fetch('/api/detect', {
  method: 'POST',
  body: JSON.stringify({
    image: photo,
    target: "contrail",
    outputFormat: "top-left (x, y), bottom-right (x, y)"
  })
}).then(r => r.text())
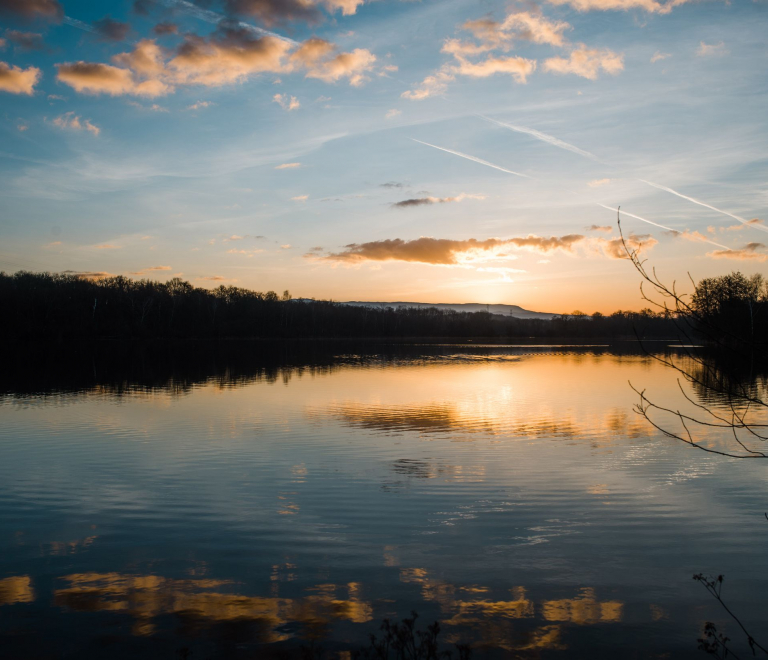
top-left (597, 203), bottom-right (729, 249)
top-left (411, 139), bottom-right (530, 178)
top-left (479, 115), bottom-right (599, 161)
top-left (640, 179), bottom-right (768, 234)
top-left (63, 16), bottom-right (99, 34)
top-left (159, 0), bottom-right (298, 44)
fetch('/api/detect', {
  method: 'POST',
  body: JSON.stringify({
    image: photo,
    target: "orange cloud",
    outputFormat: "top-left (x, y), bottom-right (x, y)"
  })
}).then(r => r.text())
top-left (62, 270), bottom-right (114, 280)
top-left (596, 233), bottom-right (657, 259)
top-left (546, 0), bottom-right (690, 14)
top-left (276, 162), bottom-right (301, 169)
top-left (724, 218), bottom-right (764, 232)
top-left (543, 44), bottom-right (623, 79)
top-left (293, 39), bottom-right (376, 85)
top-left (224, 0), bottom-right (321, 26)
top-left (707, 243), bottom-right (767, 262)
top-left (587, 225), bottom-right (612, 232)
top-left (0, 61), bottom-right (41, 95)
top-left (322, 234), bottom-right (585, 265)
top-left (57, 30), bottom-right (374, 97)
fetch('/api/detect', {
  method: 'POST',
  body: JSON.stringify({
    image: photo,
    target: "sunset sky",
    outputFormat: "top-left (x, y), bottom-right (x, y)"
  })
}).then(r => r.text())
top-left (1, 0), bottom-right (766, 313)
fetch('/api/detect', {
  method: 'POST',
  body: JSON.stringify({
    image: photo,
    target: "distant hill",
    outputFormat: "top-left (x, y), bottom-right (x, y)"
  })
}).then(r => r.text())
top-left (339, 301), bottom-right (556, 320)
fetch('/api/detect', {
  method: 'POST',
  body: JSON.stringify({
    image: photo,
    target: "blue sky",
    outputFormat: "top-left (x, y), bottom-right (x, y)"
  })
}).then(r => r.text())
top-left (1, 0), bottom-right (766, 312)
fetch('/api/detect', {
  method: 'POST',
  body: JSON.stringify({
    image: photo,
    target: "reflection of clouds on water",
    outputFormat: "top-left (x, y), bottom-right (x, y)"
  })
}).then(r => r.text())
top-left (0, 576), bottom-right (35, 605)
top-left (314, 401), bottom-right (650, 444)
top-left (54, 572), bottom-right (373, 640)
top-left (399, 568), bottom-right (622, 651)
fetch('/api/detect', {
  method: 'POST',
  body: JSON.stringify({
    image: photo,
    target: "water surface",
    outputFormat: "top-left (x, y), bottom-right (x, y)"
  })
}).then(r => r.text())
top-left (1, 342), bottom-right (766, 658)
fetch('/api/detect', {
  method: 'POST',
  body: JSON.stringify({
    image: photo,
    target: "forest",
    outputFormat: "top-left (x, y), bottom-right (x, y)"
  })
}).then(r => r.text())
top-left (0, 270), bottom-right (764, 342)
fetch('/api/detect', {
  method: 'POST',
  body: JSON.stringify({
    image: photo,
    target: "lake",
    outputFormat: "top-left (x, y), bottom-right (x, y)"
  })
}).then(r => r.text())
top-left (1, 341), bottom-right (766, 659)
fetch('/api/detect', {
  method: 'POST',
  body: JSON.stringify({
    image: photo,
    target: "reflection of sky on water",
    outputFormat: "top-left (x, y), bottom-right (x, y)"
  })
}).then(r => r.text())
top-left (1, 346), bottom-right (767, 658)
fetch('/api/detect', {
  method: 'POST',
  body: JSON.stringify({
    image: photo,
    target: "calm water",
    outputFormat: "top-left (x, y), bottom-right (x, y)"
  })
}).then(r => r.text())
top-left (1, 342), bottom-right (766, 659)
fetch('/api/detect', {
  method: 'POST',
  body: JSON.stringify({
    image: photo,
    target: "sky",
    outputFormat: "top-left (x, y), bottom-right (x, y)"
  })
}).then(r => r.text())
top-left (0, 0), bottom-right (766, 313)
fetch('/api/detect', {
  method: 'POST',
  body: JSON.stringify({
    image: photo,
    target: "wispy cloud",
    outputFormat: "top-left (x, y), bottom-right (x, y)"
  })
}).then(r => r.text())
top-left (480, 115), bottom-right (598, 160)
top-left (292, 194), bottom-right (308, 201)
top-left (587, 225), bottom-right (612, 232)
top-left (588, 178), bottom-right (611, 187)
top-left (273, 92), bottom-right (300, 111)
top-left (650, 51), bottom-right (671, 63)
top-left (275, 162), bottom-right (302, 169)
top-left (640, 180), bottom-right (768, 234)
top-left (697, 41), bottom-right (728, 57)
top-left (52, 112), bottom-right (101, 136)
top-left (385, 108), bottom-right (401, 119)
top-left (411, 139), bottom-right (529, 178)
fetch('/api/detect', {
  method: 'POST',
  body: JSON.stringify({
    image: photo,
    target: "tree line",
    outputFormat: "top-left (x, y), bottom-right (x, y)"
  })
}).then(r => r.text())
top-left (1, 270), bottom-right (761, 341)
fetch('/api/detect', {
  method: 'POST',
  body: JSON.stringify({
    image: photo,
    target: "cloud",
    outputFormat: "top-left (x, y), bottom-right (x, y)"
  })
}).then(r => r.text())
top-left (153, 22), bottom-right (178, 36)
top-left (292, 38), bottom-right (376, 85)
top-left (5, 30), bottom-right (46, 51)
top-left (93, 243), bottom-right (120, 249)
top-left (223, 0), bottom-right (365, 25)
top-left (707, 243), bottom-right (767, 262)
top-left (481, 115), bottom-right (597, 160)
top-left (380, 182), bottom-right (404, 188)
top-left (56, 59), bottom-right (171, 97)
top-left (58, 29), bottom-right (376, 98)
top-left (403, 10), bottom-right (558, 99)
top-left (62, 270), bottom-right (114, 280)
top-left (276, 162), bottom-right (301, 169)
top-left (292, 194), bottom-right (308, 201)
top-left (187, 100), bottom-right (214, 110)
top-left (697, 41), bottom-right (728, 57)
top-left (93, 16), bottom-right (131, 42)
top-left (462, 11), bottom-right (571, 48)
top-left (385, 108), bottom-right (401, 119)
top-left (273, 92), bottom-right (300, 110)
top-left (52, 111), bottom-right (100, 136)
top-left (392, 193), bottom-right (484, 208)
top-left (588, 178), bottom-right (611, 187)
top-left (543, 44), bottom-right (624, 80)
top-left (546, 0), bottom-right (691, 14)
top-left (724, 218), bottom-right (765, 232)
top-left (324, 0), bottom-right (364, 15)
top-left (451, 54), bottom-right (536, 83)
top-left (130, 265), bottom-right (173, 274)
top-left (321, 234), bottom-right (585, 265)
top-left (596, 233), bottom-right (657, 259)
top-left (650, 51), bottom-right (670, 63)
top-left (0, 0), bottom-right (62, 20)
top-left (197, 275), bottom-right (237, 282)
top-left (587, 225), bottom-right (612, 232)
top-left (0, 61), bottom-right (40, 94)
top-left (133, 0), bottom-right (157, 15)
top-left (224, 0), bottom-right (322, 26)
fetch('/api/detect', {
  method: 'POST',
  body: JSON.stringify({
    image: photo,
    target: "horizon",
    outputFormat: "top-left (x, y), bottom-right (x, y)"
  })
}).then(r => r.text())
top-left (1, 0), bottom-right (766, 314)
